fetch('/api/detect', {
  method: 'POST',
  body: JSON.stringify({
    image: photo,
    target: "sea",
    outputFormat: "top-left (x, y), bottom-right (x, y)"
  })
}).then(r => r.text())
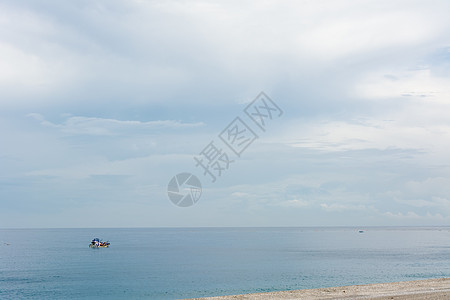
top-left (1, 227), bottom-right (450, 299)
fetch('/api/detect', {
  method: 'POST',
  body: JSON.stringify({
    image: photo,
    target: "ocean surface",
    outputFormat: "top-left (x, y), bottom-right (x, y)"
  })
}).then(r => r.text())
top-left (1, 227), bottom-right (450, 299)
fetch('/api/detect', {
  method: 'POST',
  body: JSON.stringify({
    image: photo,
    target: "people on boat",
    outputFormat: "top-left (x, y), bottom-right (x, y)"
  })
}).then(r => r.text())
top-left (90, 238), bottom-right (109, 247)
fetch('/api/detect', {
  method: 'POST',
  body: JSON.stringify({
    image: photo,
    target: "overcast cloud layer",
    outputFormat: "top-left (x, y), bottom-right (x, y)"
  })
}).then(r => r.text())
top-left (1, 0), bottom-right (450, 228)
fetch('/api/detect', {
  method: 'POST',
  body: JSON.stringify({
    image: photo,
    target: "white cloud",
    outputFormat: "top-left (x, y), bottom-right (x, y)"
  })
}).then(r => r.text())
top-left (231, 192), bottom-right (250, 197)
top-left (27, 114), bottom-right (204, 136)
top-left (296, 9), bottom-right (438, 61)
top-left (279, 199), bottom-right (309, 208)
top-left (283, 109), bottom-right (450, 161)
top-left (320, 203), bottom-right (373, 212)
top-left (383, 211), bottom-right (447, 221)
top-left (354, 68), bottom-right (450, 103)
top-left (388, 178), bottom-right (450, 215)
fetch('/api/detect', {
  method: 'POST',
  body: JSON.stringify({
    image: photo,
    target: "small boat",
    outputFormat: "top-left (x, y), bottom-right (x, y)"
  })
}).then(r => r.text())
top-left (89, 238), bottom-right (110, 248)
top-left (358, 230), bottom-right (364, 233)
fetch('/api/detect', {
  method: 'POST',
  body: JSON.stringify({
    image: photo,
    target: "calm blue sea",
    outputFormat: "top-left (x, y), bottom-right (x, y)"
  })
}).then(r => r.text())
top-left (1, 227), bottom-right (450, 299)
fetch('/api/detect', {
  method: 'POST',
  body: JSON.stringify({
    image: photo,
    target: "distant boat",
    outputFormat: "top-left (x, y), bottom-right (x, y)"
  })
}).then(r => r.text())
top-left (358, 230), bottom-right (364, 233)
top-left (89, 238), bottom-right (110, 248)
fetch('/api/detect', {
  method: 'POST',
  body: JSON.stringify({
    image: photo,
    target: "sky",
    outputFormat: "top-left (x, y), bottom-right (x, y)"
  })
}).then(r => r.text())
top-left (1, 0), bottom-right (450, 228)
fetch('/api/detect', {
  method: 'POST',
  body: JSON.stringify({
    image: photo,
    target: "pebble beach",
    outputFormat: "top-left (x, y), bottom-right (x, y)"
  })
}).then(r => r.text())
top-left (191, 278), bottom-right (450, 300)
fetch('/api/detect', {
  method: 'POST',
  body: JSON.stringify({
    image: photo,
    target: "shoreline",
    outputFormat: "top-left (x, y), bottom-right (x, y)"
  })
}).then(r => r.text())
top-left (190, 278), bottom-right (450, 299)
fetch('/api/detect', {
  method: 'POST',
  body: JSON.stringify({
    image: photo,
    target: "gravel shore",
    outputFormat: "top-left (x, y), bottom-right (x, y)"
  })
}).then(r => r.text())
top-left (189, 278), bottom-right (450, 299)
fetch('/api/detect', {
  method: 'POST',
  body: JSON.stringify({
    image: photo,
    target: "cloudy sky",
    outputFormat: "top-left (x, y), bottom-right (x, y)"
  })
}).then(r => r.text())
top-left (1, 0), bottom-right (450, 228)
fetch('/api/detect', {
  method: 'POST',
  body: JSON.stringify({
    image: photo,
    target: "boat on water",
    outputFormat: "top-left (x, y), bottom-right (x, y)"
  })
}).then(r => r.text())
top-left (89, 238), bottom-right (110, 248)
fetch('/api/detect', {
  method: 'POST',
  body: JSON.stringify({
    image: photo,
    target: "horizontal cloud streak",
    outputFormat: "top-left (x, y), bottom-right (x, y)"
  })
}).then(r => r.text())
top-left (27, 113), bottom-right (204, 136)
